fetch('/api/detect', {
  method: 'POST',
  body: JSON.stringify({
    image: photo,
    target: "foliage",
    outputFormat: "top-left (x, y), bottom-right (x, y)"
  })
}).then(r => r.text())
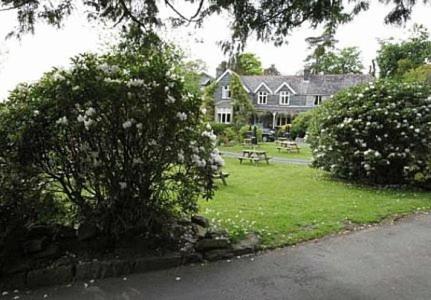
top-left (306, 47), bottom-right (364, 75)
top-left (230, 74), bottom-right (254, 129)
top-left (183, 59), bottom-right (208, 94)
top-left (232, 53), bottom-right (263, 75)
top-left (403, 64), bottom-right (431, 84)
top-left (201, 158), bottom-right (431, 247)
top-left (202, 82), bottom-right (217, 121)
top-left (238, 125), bottom-right (262, 142)
top-left (263, 64), bottom-right (281, 75)
top-left (290, 110), bottom-right (316, 139)
top-left (308, 80), bottom-right (431, 189)
top-left (0, 41), bottom-right (224, 240)
top-left (376, 25), bottom-right (431, 78)
top-left (1, 0), bottom-right (428, 50)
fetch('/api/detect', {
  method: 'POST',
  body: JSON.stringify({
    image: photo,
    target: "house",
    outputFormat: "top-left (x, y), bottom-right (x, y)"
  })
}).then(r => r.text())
top-left (199, 72), bottom-right (214, 90)
top-left (213, 69), bottom-right (373, 128)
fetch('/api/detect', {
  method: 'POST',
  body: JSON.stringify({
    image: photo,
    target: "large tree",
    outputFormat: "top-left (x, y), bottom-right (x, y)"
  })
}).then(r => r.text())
top-left (232, 53), bottom-right (263, 75)
top-left (376, 24), bottom-right (431, 78)
top-left (306, 46), bottom-right (364, 75)
top-left (1, 1), bottom-right (429, 51)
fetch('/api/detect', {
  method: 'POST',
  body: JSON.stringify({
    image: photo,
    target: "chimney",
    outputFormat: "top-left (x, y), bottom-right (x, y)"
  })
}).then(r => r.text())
top-left (303, 68), bottom-right (311, 81)
top-left (216, 66), bottom-right (225, 78)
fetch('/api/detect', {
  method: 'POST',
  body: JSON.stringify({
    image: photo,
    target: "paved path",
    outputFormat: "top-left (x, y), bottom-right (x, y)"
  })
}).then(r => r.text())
top-left (221, 151), bottom-right (311, 165)
top-left (16, 213), bottom-right (431, 300)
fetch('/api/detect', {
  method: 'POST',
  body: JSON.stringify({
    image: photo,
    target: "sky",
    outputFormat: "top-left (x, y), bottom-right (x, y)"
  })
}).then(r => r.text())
top-left (0, 2), bottom-right (430, 101)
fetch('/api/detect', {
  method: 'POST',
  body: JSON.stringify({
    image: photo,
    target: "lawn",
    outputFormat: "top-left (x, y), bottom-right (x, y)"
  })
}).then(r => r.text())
top-left (200, 158), bottom-right (431, 248)
top-left (219, 142), bottom-right (312, 160)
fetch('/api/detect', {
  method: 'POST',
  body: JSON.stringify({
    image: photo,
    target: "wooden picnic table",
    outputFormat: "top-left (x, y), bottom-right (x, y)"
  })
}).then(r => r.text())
top-left (238, 149), bottom-right (271, 165)
top-left (243, 138), bottom-right (252, 146)
top-left (275, 137), bottom-right (288, 144)
top-left (277, 141), bottom-right (301, 153)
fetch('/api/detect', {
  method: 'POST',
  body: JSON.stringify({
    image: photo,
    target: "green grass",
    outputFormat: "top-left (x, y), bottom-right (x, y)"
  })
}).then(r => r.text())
top-left (200, 158), bottom-right (431, 248)
top-left (219, 142), bottom-right (312, 160)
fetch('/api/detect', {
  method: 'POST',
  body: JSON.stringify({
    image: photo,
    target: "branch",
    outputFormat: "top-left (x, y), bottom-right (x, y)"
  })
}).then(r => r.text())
top-left (164, 0), bottom-right (204, 23)
top-left (118, 0), bottom-right (148, 29)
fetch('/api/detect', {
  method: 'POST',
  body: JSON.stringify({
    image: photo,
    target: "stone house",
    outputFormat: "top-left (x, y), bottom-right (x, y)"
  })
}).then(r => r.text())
top-left (213, 69), bottom-right (373, 128)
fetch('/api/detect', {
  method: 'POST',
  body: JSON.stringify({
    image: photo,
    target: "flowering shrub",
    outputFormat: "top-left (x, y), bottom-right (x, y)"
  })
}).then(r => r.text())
top-left (308, 80), bottom-right (431, 189)
top-left (0, 43), bottom-right (223, 239)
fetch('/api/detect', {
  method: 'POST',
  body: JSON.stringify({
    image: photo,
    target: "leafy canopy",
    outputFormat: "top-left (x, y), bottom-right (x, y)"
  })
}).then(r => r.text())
top-left (306, 46), bottom-right (364, 75)
top-left (376, 24), bottom-right (431, 78)
top-left (230, 74), bottom-right (254, 129)
top-left (232, 53), bottom-right (263, 76)
top-left (1, 0), bottom-right (429, 51)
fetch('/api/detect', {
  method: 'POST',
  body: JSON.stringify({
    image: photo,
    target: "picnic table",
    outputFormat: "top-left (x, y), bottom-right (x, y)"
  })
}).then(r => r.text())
top-left (238, 149), bottom-right (272, 165)
top-left (275, 137), bottom-right (288, 145)
top-left (213, 171), bottom-right (230, 185)
top-left (277, 141), bottom-right (301, 153)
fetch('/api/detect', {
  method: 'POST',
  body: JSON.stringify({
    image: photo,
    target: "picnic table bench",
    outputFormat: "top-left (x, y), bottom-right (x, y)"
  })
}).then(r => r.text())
top-left (238, 149), bottom-right (272, 165)
top-left (277, 141), bottom-right (301, 153)
top-left (213, 171), bottom-right (230, 185)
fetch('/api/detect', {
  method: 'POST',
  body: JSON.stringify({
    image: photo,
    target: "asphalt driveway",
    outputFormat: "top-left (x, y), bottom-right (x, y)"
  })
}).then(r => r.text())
top-left (11, 213), bottom-right (431, 300)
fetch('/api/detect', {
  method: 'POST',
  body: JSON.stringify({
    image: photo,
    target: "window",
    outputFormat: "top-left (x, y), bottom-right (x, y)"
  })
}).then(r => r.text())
top-left (222, 85), bottom-right (231, 99)
top-left (258, 91), bottom-right (268, 104)
top-left (216, 108), bottom-right (232, 124)
top-left (279, 91), bottom-right (290, 105)
top-left (314, 95), bottom-right (323, 106)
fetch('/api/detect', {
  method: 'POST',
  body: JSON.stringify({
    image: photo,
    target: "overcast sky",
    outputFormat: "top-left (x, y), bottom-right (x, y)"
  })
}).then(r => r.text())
top-left (0, 2), bottom-right (430, 101)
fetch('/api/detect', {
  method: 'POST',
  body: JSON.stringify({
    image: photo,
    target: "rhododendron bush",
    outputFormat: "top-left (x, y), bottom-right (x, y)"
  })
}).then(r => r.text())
top-left (308, 80), bottom-right (431, 189)
top-left (0, 40), bottom-right (223, 239)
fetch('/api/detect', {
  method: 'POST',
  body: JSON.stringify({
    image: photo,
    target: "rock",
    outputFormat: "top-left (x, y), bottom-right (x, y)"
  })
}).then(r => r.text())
top-left (134, 254), bottom-right (181, 273)
top-left (78, 222), bottom-right (98, 241)
top-left (232, 233), bottom-right (261, 256)
top-left (26, 265), bottom-right (73, 288)
top-left (27, 225), bottom-right (53, 239)
top-left (110, 259), bottom-right (133, 277)
top-left (54, 225), bottom-right (77, 240)
top-left (193, 224), bottom-right (207, 239)
top-left (191, 215), bottom-right (209, 228)
top-left (195, 238), bottom-right (231, 252)
top-left (23, 237), bottom-right (48, 254)
top-left (33, 244), bottom-right (61, 259)
top-left (183, 252), bottom-right (203, 263)
top-left (203, 249), bottom-right (234, 261)
top-left (205, 228), bottom-right (229, 239)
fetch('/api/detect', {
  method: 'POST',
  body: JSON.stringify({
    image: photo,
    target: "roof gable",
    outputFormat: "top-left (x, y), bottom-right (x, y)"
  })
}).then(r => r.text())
top-left (274, 82), bottom-right (297, 94)
top-left (253, 82), bottom-right (273, 94)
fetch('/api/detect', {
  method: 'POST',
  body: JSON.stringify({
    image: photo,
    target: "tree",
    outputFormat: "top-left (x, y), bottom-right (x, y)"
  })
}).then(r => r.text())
top-left (1, 0), bottom-right (429, 50)
top-left (264, 64), bottom-right (281, 75)
top-left (232, 53), bottom-right (263, 75)
top-left (230, 74), bottom-right (254, 129)
top-left (183, 59), bottom-right (208, 93)
top-left (403, 64), bottom-right (431, 84)
top-left (376, 24), bottom-right (431, 78)
top-left (306, 47), bottom-right (364, 75)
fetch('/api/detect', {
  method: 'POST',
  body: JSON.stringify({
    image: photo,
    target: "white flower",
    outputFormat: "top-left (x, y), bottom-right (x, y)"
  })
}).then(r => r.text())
top-left (364, 164), bottom-right (371, 171)
top-left (56, 116), bottom-right (68, 125)
top-left (122, 120), bottom-right (133, 129)
top-left (72, 85), bottom-right (80, 91)
top-left (167, 95), bottom-right (176, 104)
top-left (176, 112), bottom-right (187, 121)
top-left (136, 123), bottom-right (143, 130)
top-left (84, 118), bottom-right (94, 130)
top-left (119, 182), bottom-right (127, 189)
top-left (33, 110), bottom-right (40, 116)
top-left (85, 107), bottom-right (96, 117)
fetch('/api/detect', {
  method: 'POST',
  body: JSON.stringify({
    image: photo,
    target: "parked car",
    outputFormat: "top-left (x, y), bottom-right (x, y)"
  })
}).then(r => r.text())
top-left (262, 128), bottom-right (276, 142)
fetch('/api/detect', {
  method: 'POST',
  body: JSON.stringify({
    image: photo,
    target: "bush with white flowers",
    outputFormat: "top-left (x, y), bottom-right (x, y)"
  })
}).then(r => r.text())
top-left (0, 41), bottom-right (223, 240)
top-left (308, 80), bottom-right (431, 189)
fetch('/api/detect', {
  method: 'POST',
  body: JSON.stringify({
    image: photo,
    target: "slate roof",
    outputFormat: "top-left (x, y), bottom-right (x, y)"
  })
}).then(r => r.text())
top-left (199, 72), bottom-right (215, 87)
top-left (240, 74), bottom-right (373, 95)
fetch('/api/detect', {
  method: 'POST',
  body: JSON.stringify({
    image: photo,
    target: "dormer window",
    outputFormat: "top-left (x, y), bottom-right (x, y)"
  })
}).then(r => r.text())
top-left (258, 91), bottom-right (268, 104)
top-left (279, 91), bottom-right (290, 105)
top-left (222, 85), bottom-right (231, 99)
top-left (314, 95), bottom-right (323, 106)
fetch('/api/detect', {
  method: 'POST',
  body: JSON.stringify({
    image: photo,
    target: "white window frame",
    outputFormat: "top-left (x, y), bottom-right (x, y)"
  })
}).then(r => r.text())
top-left (257, 91), bottom-right (268, 104)
top-left (216, 108), bottom-right (232, 124)
top-left (221, 85), bottom-right (231, 99)
top-left (279, 91), bottom-right (290, 105)
top-left (314, 95), bottom-right (323, 106)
